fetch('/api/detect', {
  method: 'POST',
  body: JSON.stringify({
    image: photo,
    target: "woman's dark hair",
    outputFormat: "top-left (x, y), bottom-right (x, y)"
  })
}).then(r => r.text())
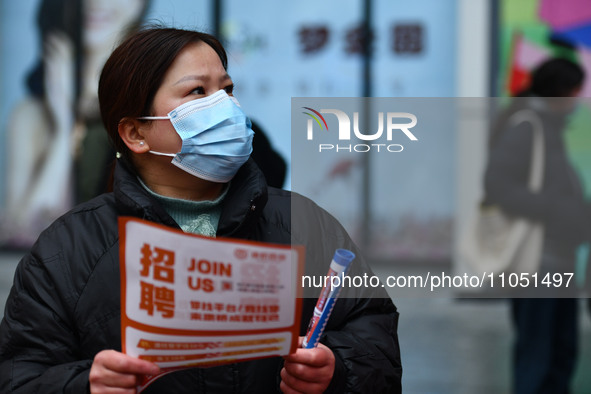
top-left (98, 27), bottom-right (228, 159)
top-left (26, 0), bottom-right (82, 99)
top-left (489, 57), bottom-right (585, 148)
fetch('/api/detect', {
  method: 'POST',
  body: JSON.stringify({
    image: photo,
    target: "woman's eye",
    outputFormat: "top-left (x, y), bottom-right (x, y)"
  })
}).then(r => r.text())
top-left (190, 86), bottom-right (205, 95)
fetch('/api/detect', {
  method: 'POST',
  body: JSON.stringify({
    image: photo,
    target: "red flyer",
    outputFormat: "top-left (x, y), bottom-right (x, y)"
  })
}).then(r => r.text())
top-left (118, 217), bottom-right (304, 392)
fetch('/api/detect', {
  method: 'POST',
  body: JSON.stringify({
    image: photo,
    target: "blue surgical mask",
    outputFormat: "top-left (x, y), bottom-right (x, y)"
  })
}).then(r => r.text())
top-left (138, 89), bottom-right (254, 183)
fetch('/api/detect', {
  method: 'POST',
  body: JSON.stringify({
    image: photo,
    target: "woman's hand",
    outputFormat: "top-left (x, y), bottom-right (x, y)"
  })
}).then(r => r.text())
top-left (89, 350), bottom-right (160, 394)
top-left (43, 31), bottom-right (75, 135)
top-left (280, 337), bottom-right (335, 394)
top-left (13, 31), bottom-right (78, 223)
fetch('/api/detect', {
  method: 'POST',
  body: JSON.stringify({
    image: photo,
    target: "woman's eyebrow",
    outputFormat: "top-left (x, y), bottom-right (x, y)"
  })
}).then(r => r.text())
top-left (174, 73), bottom-right (232, 85)
top-left (174, 74), bottom-right (209, 85)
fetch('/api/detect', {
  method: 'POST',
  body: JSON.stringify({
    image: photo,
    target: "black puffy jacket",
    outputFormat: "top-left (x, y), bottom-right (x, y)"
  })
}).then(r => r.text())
top-left (0, 159), bottom-right (402, 393)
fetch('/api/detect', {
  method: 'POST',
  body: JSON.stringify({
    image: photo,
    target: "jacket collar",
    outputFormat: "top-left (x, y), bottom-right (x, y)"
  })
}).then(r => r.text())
top-left (113, 158), bottom-right (268, 238)
top-left (113, 159), bottom-right (178, 228)
top-left (218, 159), bottom-right (268, 238)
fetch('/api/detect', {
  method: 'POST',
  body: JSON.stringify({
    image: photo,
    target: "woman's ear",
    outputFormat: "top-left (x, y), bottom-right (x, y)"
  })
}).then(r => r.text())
top-left (118, 118), bottom-right (149, 153)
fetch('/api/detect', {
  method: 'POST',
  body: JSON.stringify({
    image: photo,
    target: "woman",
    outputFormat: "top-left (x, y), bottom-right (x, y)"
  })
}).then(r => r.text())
top-left (0, 27), bottom-right (402, 393)
top-left (484, 58), bottom-right (589, 394)
top-left (2, 0), bottom-right (150, 246)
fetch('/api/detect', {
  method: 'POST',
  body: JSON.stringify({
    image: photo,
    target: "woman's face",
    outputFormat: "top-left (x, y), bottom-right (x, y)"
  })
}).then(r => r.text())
top-left (142, 41), bottom-right (234, 155)
top-left (83, 0), bottom-right (145, 48)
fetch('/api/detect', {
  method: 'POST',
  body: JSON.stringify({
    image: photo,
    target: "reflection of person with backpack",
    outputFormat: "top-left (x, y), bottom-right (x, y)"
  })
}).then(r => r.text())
top-left (484, 58), bottom-right (589, 394)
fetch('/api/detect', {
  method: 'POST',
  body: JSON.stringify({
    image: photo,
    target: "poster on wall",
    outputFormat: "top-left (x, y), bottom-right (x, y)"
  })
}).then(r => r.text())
top-left (452, 0), bottom-right (591, 279)
top-left (291, 97), bottom-right (456, 264)
top-left (370, 0), bottom-right (457, 262)
top-left (0, 0), bottom-right (211, 248)
top-left (499, 0), bottom-right (591, 194)
top-left (222, 0), bottom-right (364, 191)
top-left (225, 0), bottom-right (457, 263)
top-left (1, 0), bottom-right (458, 265)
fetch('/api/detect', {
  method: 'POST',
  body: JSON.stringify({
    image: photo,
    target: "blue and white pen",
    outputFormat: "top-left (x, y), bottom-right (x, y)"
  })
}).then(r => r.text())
top-left (302, 249), bottom-right (355, 349)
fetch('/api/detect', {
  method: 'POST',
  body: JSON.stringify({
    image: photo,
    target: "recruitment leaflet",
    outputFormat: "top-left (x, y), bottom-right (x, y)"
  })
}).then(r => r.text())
top-left (118, 217), bottom-right (304, 391)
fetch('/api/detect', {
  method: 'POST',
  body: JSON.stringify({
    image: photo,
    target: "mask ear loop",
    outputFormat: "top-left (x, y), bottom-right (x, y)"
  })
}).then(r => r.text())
top-left (148, 150), bottom-right (176, 157)
top-left (137, 116), bottom-right (170, 120)
top-left (135, 116), bottom-right (176, 156)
